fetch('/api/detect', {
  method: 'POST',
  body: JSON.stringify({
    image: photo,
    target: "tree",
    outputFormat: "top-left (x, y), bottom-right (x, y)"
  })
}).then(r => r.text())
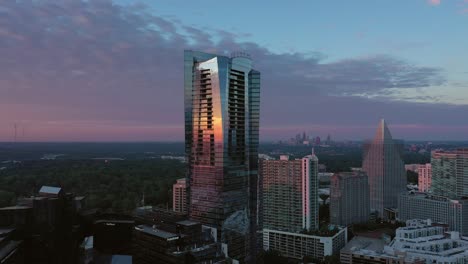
top-left (407, 170), bottom-right (418, 184)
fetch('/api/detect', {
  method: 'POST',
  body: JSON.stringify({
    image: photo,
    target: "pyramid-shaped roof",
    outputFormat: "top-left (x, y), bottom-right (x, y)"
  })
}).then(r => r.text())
top-left (373, 119), bottom-right (393, 143)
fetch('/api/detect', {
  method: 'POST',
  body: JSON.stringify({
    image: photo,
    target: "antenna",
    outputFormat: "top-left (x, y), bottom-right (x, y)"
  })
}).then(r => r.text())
top-left (13, 123), bottom-right (18, 143)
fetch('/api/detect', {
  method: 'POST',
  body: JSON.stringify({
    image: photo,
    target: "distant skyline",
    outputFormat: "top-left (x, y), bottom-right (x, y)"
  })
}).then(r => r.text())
top-left (1, 0), bottom-right (468, 141)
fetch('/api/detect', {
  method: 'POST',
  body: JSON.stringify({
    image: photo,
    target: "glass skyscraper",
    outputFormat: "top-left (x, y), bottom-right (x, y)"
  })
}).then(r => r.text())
top-left (184, 50), bottom-right (260, 263)
top-left (362, 119), bottom-right (406, 219)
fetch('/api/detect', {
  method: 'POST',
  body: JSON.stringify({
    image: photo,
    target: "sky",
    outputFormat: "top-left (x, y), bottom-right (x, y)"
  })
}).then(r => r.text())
top-left (1, 0), bottom-right (468, 141)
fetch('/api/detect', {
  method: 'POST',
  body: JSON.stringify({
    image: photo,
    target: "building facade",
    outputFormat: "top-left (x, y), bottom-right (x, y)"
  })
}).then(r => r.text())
top-left (398, 192), bottom-right (468, 236)
top-left (260, 154), bottom-right (319, 232)
top-left (342, 219), bottom-right (468, 264)
top-left (431, 149), bottom-right (468, 199)
top-left (418, 163), bottom-right (432, 193)
top-left (330, 172), bottom-right (370, 226)
top-left (340, 236), bottom-right (424, 264)
top-left (184, 50), bottom-right (260, 263)
top-left (263, 228), bottom-right (347, 260)
top-left (362, 119), bottom-right (406, 219)
top-left (0, 186), bottom-right (83, 264)
top-left (172, 178), bottom-right (187, 214)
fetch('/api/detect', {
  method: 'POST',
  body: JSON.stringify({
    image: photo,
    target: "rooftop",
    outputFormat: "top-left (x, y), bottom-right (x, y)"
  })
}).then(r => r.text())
top-left (0, 240), bottom-right (22, 261)
top-left (0, 228), bottom-right (15, 237)
top-left (134, 225), bottom-right (180, 240)
top-left (0, 205), bottom-right (31, 210)
top-left (341, 236), bottom-right (386, 254)
top-left (39, 186), bottom-right (62, 195)
top-left (176, 220), bottom-right (199, 226)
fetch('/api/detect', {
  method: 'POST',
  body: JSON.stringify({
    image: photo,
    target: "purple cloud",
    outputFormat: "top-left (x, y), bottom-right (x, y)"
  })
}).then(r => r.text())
top-left (428, 0), bottom-right (441, 6)
top-left (0, 0), bottom-right (465, 141)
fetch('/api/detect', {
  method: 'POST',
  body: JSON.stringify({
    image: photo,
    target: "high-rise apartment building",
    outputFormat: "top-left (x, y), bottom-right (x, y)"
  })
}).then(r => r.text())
top-left (260, 154), bottom-right (319, 233)
top-left (172, 178), bottom-right (187, 214)
top-left (330, 172), bottom-right (370, 226)
top-left (260, 153), bottom-right (347, 261)
top-left (184, 50), bottom-right (260, 263)
top-left (431, 149), bottom-right (468, 199)
top-left (418, 163), bottom-right (432, 193)
top-left (362, 119), bottom-right (406, 219)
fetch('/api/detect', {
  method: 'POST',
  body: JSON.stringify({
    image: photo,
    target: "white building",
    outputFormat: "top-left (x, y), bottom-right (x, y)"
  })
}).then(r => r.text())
top-left (418, 163), bottom-right (432, 192)
top-left (263, 227), bottom-right (347, 260)
top-left (398, 192), bottom-right (468, 236)
top-left (387, 219), bottom-right (468, 264)
top-left (342, 219), bottom-right (468, 264)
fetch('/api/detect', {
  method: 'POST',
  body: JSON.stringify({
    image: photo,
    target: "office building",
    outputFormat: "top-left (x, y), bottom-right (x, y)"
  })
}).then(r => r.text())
top-left (398, 192), bottom-right (468, 235)
top-left (132, 207), bottom-right (224, 263)
top-left (184, 50), bottom-right (260, 263)
top-left (93, 215), bottom-right (134, 255)
top-left (0, 186), bottom-right (84, 264)
top-left (342, 219), bottom-right (468, 264)
top-left (260, 154), bottom-right (319, 232)
top-left (362, 119), bottom-right (406, 219)
top-left (330, 172), bottom-right (370, 226)
top-left (418, 163), bottom-right (432, 192)
top-left (172, 178), bottom-right (188, 214)
top-left (431, 149), bottom-right (468, 199)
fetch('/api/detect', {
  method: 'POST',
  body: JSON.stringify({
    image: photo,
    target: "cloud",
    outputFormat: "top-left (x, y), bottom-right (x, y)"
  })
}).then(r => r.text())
top-left (0, 0), bottom-right (464, 141)
top-left (428, 0), bottom-right (441, 6)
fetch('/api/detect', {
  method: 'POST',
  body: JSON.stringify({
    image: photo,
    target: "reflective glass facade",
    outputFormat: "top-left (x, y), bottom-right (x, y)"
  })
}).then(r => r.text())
top-left (362, 119), bottom-right (406, 219)
top-left (184, 50), bottom-right (260, 263)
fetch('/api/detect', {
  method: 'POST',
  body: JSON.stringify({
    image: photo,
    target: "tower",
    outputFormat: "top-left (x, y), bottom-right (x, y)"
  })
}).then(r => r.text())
top-left (330, 172), bottom-right (370, 226)
top-left (362, 119), bottom-right (406, 219)
top-left (184, 50), bottom-right (260, 263)
top-left (260, 153), bottom-right (319, 233)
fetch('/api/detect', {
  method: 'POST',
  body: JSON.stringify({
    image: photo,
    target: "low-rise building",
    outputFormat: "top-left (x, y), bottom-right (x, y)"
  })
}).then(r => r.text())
top-left (340, 235), bottom-right (423, 264)
top-left (133, 224), bottom-right (221, 264)
top-left (263, 227), bottom-right (347, 260)
top-left (398, 192), bottom-right (468, 236)
top-left (342, 219), bottom-right (468, 264)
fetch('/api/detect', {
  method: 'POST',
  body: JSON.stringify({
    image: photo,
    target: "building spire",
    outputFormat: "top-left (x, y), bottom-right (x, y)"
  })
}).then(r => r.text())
top-left (374, 118), bottom-right (393, 143)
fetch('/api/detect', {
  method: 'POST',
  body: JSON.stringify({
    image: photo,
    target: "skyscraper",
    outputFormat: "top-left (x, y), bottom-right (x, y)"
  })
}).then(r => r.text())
top-left (362, 119), bottom-right (406, 219)
top-left (184, 50), bottom-right (260, 263)
top-left (330, 172), bottom-right (370, 226)
top-left (260, 154), bottom-right (319, 233)
top-left (431, 149), bottom-right (468, 199)
top-left (259, 153), bottom-right (346, 261)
